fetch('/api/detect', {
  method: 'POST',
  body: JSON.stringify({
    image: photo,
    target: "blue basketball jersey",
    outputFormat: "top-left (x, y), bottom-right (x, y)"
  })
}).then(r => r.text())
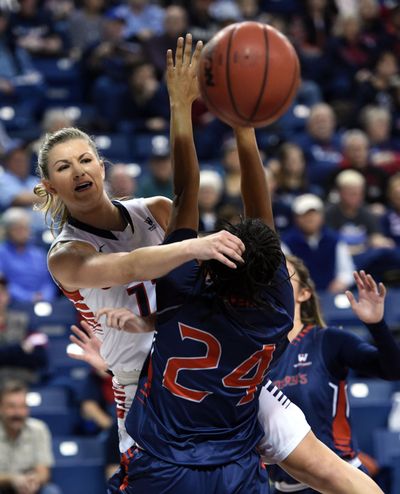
top-left (267, 325), bottom-right (359, 485)
top-left (125, 228), bottom-right (294, 467)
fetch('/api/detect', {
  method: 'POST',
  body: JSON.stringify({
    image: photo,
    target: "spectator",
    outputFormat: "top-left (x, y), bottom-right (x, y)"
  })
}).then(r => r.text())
top-left (355, 50), bottom-right (400, 112)
top-left (141, 5), bottom-right (188, 78)
top-left (282, 193), bottom-right (355, 293)
top-left (360, 105), bottom-right (400, 175)
top-left (0, 276), bottom-right (48, 384)
top-left (113, 0), bottom-right (165, 42)
top-left (120, 60), bottom-right (169, 133)
top-left (294, 102), bottom-right (342, 187)
top-left (0, 142), bottom-right (45, 234)
top-left (8, 0), bottom-right (65, 58)
top-left (0, 8), bottom-right (45, 129)
top-left (325, 169), bottom-right (399, 279)
top-left (333, 129), bottom-right (389, 206)
top-left (86, 10), bottom-right (143, 130)
top-left (67, 0), bottom-right (106, 59)
top-left (0, 379), bottom-right (61, 494)
top-left (198, 169), bottom-right (223, 233)
top-left (79, 369), bottom-right (114, 436)
top-left (273, 142), bottom-right (322, 206)
top-left (381, 173), bottom-right (400, 246)
top-left (136, 135), bottom-right (173, 199)
top-left (106, 163), bottom-right (139, 199)
top-left (0, 208), bottom-right (57, 303)
top-left (31, 107), bottom-right (75, 157)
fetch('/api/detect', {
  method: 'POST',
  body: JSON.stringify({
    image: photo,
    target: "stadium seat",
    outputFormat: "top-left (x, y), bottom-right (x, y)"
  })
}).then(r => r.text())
top-left (28, 387), bottom-right (76, 435)
top-left (349, 380), bottom-right (393, 455)
top-left (30, 298), bottom-right (79, 338)
top-left (52, 437), bottom-right (107, 494)
top-left (94, 133), bottom-right (133, 163)
top-left (318, 292), bottom-right (363, 329)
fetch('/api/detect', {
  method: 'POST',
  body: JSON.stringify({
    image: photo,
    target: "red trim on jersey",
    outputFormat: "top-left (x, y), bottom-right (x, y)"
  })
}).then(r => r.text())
top-left (292, 324), bottom-right (314, 344)
top-left (332, 381), bottom-right (355, 458)
top-left (61, 287), bottom-right (102, 332)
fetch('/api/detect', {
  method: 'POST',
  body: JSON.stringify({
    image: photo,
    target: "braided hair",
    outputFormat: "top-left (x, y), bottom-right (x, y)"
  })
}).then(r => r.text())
top-left (202, 218), bottom-right (283, 307)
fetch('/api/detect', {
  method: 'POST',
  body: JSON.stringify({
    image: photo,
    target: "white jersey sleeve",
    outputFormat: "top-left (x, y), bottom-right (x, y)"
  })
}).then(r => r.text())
top-left (258, 380), bottom-right (311, 464)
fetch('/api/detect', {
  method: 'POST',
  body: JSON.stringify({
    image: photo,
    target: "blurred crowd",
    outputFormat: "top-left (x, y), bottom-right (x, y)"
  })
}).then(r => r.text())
top-left (0, 1), bottom-right (399, 491)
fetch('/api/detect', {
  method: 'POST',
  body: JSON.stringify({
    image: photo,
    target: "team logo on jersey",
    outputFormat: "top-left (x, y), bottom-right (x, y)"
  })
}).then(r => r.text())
top-left (144, 217), bottom-right (156, 231)
top-left (99, 244), bottom-right (105, 252)
top-left (294, 353), bottom-right (312, 368)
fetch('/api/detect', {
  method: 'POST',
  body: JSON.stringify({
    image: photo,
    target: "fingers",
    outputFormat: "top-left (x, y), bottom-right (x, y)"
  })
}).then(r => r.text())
top-left (70, 324), bottom-right (90, 343)
top-left (191, 39), bottom-right (203, 67)
top-left (345, 290), bottom-right (355, 307)
top-left (183, 33), bottom-right (192, 66)
top-left (80, 319), bottom-right (94, 335)
top-left (166, 48), bottom-right (173, 71)
top-left (174, 36), bottom-right (184, 68)
top-left (378, 281), bottom-right (387, 298)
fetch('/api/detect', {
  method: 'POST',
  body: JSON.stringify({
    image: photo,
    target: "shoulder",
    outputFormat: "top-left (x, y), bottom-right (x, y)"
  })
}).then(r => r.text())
top-left (25, 417), bottom-right (51, 436)
top-left (48, 240), bottom-right (96, 278)
top-left (144, 196), bottom-right (172, 231)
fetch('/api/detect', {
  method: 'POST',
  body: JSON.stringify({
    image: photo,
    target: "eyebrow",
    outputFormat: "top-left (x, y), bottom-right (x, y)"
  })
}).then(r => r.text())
top-left (52, 153), bottom-right (92, 167)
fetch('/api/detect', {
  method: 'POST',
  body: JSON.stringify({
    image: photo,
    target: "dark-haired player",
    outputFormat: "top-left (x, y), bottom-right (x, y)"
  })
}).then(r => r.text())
top-left (102, 36), bottom-right (382, 494)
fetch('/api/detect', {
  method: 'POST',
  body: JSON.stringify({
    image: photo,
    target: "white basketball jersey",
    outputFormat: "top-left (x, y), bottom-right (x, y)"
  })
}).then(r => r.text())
top-left (49, 198), bottom-right (164, 452)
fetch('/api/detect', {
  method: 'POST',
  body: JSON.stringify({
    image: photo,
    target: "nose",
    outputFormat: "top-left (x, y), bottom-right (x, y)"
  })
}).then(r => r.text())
top-left (72, 161), bottom-right (86, 178)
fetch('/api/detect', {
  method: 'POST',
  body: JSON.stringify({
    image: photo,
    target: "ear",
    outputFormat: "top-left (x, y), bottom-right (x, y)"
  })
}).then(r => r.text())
top-left (297, 287), bottom-right (312, 303)
top-left (42, 179), bottom-right (57, 195)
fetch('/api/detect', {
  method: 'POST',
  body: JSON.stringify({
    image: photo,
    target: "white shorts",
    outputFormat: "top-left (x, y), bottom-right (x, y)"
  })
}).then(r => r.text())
top-left (257, 380), bottom-right (311, 464)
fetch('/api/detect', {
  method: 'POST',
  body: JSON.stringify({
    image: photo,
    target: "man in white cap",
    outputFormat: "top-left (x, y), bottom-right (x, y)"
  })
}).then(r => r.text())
top-left (282, 193), bottom-right (355, 293)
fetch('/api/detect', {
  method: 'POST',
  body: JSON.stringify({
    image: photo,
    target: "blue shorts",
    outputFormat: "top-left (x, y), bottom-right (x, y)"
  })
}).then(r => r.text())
top-left (108, 446), bottom-right (269, 494)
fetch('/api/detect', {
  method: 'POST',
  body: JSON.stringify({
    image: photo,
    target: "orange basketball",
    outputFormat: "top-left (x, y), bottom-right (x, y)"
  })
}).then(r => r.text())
top-left (198, 21), bottom-right (301, 128)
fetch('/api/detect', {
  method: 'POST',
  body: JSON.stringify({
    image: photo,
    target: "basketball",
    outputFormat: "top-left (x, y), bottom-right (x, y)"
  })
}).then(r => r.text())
top-left (198, 21), bottom-right (301, 128)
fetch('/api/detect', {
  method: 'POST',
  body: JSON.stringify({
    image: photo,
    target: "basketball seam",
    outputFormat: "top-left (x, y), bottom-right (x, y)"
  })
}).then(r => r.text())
top-left (252, 46), bottom-right (299, 123)
top-left (248, 25), bottom-right (270, 122)
top-left (226, 25), bottom-right (247, 122)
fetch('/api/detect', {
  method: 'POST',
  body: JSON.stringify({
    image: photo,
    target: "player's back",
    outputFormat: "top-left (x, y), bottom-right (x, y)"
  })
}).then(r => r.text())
top-left (127, 229), bottom-right (293, 466)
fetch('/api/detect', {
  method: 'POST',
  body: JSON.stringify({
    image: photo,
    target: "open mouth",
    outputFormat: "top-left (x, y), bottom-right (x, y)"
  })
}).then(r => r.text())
top-left (74, 182), bottom-right (93, 192)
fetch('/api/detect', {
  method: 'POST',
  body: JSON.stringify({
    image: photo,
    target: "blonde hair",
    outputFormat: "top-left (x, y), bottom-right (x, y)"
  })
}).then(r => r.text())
top-left (34, 127), bottom-right (100, 235)
top-left (286, 254), bottom-right (326, 328)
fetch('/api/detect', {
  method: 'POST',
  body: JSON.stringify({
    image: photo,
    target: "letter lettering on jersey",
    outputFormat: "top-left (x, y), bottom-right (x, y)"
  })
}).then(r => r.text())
top-left (223, 345), bottom-right (276, 406)
top-left (163, 323), bottom-right (222, 402)
top-left (127, 283), bottom-right (151, 316)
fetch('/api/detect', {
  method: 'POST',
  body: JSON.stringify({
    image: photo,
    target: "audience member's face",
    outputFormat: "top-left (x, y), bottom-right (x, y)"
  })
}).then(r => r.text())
top-left (308, 108), bottom-right (335, 142)
top-left (339, 184), bottom-right (365, 209)
top-left (108, 168), bottom-right (136, 197)
top-left (199, 185), bottom-right (221, 211)
top-left (366, 117), bottom-right (390, 143)
top-left (150, 158), bottom-right (172, 182)
top-left (344, 137), bottom-right (369, 168)
top-left (7, 220), bottom-right (31, 246)
top-left (6, 149), bottom-right (30, 179)
top-left (376, 53), bottom-right (398, 79)
top-left (130, 64), bottom-right (156, 90)
top-left (283, 147), bottom-right (305, 176)
top-left (164, 6), bottom-right (188, 37)
top-left (0, 391), bottom-right (29, 437)
top-left (295, 210), bottom-right (324, 236)
top-left (389, 181), bottom-right (400, 211)
top-left (0, 284), bottom-right (10, 311)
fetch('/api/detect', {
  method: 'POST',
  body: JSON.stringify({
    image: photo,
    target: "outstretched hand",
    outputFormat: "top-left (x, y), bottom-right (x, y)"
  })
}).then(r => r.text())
top-left (68, 320), bottom-right (108, 372)
top-left (346, 270), bottom-right (386, 324)
top-left (166, 33), bottom-right (202, 106)
top-left (191, 230), bottom-right (245, 269)
top-left (95, 308), bottom-right (155, 334)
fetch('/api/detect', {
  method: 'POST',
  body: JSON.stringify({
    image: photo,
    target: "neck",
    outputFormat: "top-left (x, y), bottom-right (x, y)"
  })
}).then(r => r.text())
top-left (68, 195), bottom-right (125, 231)
top-left (287, 306), bottom-right (304, 341)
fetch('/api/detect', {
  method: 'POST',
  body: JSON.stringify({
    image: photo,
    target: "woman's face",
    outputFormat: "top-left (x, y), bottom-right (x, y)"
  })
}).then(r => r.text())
top-left (44, 138), bottom-right (105, 212)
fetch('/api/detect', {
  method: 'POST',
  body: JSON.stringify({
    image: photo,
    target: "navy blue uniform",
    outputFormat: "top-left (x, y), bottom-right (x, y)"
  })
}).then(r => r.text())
top-left (268, 321), bottom-right (400, 493)
top-left (121, 229), bottom-right (294, 494)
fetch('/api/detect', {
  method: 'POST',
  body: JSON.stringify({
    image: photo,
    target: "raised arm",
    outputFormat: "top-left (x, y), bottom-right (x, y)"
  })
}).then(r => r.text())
top-left (166, 34), bottom-right (203, 235)
top-left (234, 127), bottom-right (274, 230)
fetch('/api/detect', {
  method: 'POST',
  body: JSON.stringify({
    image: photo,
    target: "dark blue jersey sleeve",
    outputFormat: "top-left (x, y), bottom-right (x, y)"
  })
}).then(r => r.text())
top-left (321, 320), bottom-right (400, 380)
top-left (156, 228), bottom-right (201, 315)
